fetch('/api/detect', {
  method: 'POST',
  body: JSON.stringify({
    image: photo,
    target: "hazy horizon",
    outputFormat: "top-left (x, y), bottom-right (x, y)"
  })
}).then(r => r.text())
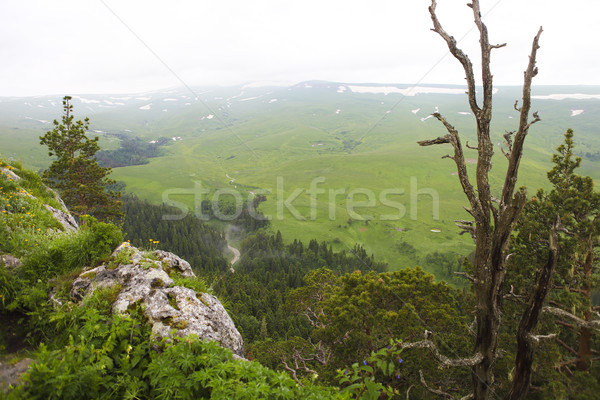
top-left (2, 1), bottom-right (599, 97)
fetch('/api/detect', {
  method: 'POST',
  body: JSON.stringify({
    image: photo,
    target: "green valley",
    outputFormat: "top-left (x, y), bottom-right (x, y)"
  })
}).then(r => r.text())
top-left (2, 82), bottom-right (600, 275)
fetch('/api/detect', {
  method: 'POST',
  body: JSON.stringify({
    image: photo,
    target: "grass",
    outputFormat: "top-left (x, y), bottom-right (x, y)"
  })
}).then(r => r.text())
top-left (3, 84), bottom-right (600, 278)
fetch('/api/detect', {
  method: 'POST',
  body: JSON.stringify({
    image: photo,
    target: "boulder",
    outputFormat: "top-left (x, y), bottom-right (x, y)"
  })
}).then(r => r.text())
top-left (71, 244), bottom-right (244, 356)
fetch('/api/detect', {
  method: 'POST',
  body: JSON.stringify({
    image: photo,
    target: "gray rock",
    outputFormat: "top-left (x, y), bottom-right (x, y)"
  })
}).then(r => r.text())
top-left (152, 250), bottom-right (194, 277)
top-left (44, 204), bottom-right (78, 233)
top-left (71, 244), bottom-right (244, 356)
top-left (0, 358), bottom-right (32, 394)
top-left (1, 255), bottom-right (22, 269)
top-left (0, 168), bottom-right (20, 182)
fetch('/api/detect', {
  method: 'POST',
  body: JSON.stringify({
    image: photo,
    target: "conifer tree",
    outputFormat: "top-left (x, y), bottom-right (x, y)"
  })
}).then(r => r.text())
top-left (511, 129), bottom-right (600, 376)
top-left (40, 96), bottom-right (122, 221)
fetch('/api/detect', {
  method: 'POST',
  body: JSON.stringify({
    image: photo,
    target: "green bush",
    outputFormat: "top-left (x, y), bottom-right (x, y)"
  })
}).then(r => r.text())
top-left (18, 217), bottom-right (122, 284)
top-left (9, 309), bottom-right (345, 400)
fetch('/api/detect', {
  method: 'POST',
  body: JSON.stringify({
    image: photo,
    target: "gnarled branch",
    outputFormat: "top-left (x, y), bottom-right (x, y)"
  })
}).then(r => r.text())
top-left (403, 339), bottom-right (483, 369)
top-left (543, 306), bottom-right (600, 331)
top-left (500, 26), bottom-right (543, 209)
top-left (418, 370), bottom-right (474, 400)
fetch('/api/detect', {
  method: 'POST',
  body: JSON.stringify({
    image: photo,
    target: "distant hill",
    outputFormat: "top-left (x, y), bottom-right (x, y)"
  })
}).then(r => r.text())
top-left (2, 82), bottom-right (599, 274)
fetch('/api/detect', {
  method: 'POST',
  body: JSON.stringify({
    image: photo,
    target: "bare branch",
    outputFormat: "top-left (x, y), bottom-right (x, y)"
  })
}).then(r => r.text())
top-left (281, 361), bottom-right (301, 384)
top-left (455, 271), bottom-right (475, 283)
top-left (419, 370), bottom-right (454, 399)
top-left (418, 135), bottom-right (451, 146)
top-left (504, 285), bottom-right (526, 301)
top-left (556, 338), bottom-right (579, 356)
top-left (403, 339), bottom-right (483, 368)
top-left (431, 112), bottom-right (481, 215)
top-left (527, 333), bottom-right (557, 344)
top-left (490, 43), bottom-right (507, 50)
top-left (514, 100), bottom-right (522, 112)
top-left (467, 317), bottom-right (477, 337)
top-left (544, 306), bottom-right (600, 331)
top-left (466, 141), bottom-right (479, 150)
top-left (429, 0), bottom-right (479, 114)
top-left (500, 26), bottom-right (543, 208)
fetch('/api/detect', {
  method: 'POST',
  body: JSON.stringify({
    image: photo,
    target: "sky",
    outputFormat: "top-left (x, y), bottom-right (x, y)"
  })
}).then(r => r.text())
top-left (1, 0), bottom-right (599, 96)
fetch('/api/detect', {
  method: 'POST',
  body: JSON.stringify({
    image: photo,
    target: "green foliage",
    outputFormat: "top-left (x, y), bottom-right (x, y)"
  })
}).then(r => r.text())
top-left (121, 196), bottom-right (230, 275)
top-left (39, 96), bottom-right (123, 221)
top-left (9, 309), bottom-right (343, 399)
top-left (17, 217), bottom-right (122, 285)
top-left (337, 339), bottom-right (405, 399)
top-left (215, 232), bottom-right (386, 345)
top-left (96, 135), bottom-right (167, 168)
top-left (506, 129), bottom-right (600, 396)
top-left (170, 275), bottom-right (208, 294)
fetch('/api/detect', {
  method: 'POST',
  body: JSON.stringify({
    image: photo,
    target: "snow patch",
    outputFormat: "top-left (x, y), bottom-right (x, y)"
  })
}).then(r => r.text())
top-left (458, 111), bottom-right (471, 115)
top-left (335, 109), bottom-right (341, 114)
top-left (136, 96), bottom-right (152, 101)
top-left (571, 109), bottom-right (584, 116)
top-left (269, 99), bottom-right (278, 103)
top-left (532, 94), bottom-right (600, 100)
top-left (348, 85), bottom-right (465, 96)
top-left (420, 115), bottom-right (433, 122)
top-left (239, 96), bottom-right (260, 102)
top-left (172, 136), bottom-right (183, 141)
top-left (411, 108), bottom-right (420, 114)
top-left (24, 116), bottom-right (49, 124)
top-left (163, 98), bottom-right (178, 102)
top-left (139, 104), bottom-right (152, 110)
top-left (72, 96), bottom-right (100, 104)
top-left (337, 86), bottom-right (347, 93)
top-left (206, 114), bottom-right (214, 120)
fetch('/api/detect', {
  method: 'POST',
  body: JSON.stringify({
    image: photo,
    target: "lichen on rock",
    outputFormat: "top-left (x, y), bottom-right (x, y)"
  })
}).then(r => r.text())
top-left (71, 243), bottom-right (244, 356)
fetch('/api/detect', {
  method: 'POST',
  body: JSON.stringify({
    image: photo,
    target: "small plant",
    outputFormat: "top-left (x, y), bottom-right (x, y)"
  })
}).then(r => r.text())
top-left (337, 339), bottom-right (405, 399)
top-left (171, 275), bottom-right (208, 294)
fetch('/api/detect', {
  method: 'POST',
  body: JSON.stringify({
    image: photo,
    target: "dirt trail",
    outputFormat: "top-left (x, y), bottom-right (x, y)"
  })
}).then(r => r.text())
top-left (225, 227), bottom-right (240, 273)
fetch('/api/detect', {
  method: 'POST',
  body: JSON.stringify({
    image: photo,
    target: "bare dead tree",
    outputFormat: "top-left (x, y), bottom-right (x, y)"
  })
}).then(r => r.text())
top-left (417, 1), bottom-right (543, 398)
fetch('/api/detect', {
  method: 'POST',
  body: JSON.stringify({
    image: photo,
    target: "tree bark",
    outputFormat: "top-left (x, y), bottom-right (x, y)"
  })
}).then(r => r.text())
top-left (576, 244), bottom-right (594, 370)
top-left (506, 218), bottom-right (559, 400)
top-left (422, 2), bottom-right (543, 399)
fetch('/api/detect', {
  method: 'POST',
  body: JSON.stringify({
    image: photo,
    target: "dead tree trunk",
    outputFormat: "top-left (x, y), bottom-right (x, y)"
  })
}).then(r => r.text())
top-left (418, 1), bottom-right (543, 398)
top-left (507, 218), bottom-right (559, 400)
top-left (576, 244), bottom-right (594, 370)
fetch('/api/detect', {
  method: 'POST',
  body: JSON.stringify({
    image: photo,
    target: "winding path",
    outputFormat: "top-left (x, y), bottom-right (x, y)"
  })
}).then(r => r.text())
top-left (225, 227), bottom-right (240, 273)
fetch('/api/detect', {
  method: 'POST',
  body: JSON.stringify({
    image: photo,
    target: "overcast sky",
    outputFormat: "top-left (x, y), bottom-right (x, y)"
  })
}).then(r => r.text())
top-left (1, 0), bottom-right (598, 96)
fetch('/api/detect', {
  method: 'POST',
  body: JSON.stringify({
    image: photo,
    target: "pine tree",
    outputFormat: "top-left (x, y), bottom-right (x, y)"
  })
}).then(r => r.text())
top-left (40, 96), bottom-right (122, 221)
top-left (512, 129), bottom-right (600, 373)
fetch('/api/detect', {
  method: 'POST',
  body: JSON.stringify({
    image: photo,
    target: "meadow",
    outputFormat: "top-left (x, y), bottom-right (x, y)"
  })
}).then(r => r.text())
top-left (2, 82), bottom-right (599, 274)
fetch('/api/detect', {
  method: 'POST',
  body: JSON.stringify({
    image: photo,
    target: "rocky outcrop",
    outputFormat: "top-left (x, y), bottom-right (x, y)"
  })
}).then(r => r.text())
top-left (71, 244), bottom-right (244, 357)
